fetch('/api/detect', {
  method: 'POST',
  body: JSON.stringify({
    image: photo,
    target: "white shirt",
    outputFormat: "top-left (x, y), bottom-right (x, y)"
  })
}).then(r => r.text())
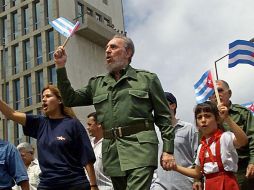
top-left (12, 159), bottom-right (41, 190)
top-left (92, 138), bottom-right (114, 190)
top-left (195, 131), bottom-right (238, 174)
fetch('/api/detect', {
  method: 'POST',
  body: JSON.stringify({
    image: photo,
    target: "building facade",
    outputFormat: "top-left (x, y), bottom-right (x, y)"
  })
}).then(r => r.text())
top-left (0, 0), bottom-right (124, 146)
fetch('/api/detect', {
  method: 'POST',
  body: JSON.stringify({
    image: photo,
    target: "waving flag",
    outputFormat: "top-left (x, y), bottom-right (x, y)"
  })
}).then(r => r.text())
top-left (241, 102), bottom-right (254, 115)
top-left (49, 17), bottom-right (80, 38)
top-left (228, 40), bottom-right (254, 68)
top-left (194, 70), bottom-right (214, 104)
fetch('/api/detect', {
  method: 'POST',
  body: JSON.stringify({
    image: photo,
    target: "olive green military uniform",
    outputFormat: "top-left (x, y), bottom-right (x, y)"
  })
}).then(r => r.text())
top-left (57, 65), bottom-right (174, 190)
top-left (223, 103), bottom-right (254, 190)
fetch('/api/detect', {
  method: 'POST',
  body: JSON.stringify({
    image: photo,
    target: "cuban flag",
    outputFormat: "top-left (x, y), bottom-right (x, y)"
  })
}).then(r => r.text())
top-left (228, 40), bottom-right (254, 68)
top-left (194, 70), bottom-right (214, 104)
top-left (49, 17), bottom-right (80, 38)
top-left (241, 102), bottom-right (254, 115)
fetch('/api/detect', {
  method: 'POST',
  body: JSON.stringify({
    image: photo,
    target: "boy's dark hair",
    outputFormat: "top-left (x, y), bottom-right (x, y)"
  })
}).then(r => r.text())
top-left (87, 112), bottom-right (97, 123)
top-left (194, 101), bottom-right (223, 130)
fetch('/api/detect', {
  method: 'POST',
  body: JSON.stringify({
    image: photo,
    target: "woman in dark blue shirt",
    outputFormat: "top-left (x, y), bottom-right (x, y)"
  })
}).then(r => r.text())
top-left (0, 85), bottom-right (98, 190)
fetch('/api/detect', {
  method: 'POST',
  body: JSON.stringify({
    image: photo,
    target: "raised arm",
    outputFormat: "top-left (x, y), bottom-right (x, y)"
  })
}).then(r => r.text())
top-left (0, 99), bottom-right (26, 125)
top-left (218, 104), bottom-right (248, 148)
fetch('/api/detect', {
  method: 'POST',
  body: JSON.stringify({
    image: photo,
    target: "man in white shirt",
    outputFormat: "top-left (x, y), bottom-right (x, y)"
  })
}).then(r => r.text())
top-left (87, 112), bottom-right (114, 190)
top-left (13, 142), bottom-right (41, 190)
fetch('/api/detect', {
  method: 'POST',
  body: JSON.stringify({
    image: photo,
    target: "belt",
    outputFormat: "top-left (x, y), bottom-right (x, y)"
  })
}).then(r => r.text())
top-left (103, 120), bottom-right (154, 139)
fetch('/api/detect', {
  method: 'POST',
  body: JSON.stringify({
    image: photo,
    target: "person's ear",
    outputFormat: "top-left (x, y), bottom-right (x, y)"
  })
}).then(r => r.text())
top-left (228, 89), bottom-right (232, 98)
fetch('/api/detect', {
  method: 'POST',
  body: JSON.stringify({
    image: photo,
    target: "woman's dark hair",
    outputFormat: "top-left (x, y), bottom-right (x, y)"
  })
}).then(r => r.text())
top-left (194, 101), bottom-right (223, 130)
top-left (42, 85), bottom-right (76, 118)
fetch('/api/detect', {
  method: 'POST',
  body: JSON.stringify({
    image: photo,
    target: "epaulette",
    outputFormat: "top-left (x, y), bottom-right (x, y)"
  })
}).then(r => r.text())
top-left (136, 69), bottom-right (153, 74)
top-left (232, 104), bottom-right (250, 112)
top-left (90, 73), bottom-right (106, 80)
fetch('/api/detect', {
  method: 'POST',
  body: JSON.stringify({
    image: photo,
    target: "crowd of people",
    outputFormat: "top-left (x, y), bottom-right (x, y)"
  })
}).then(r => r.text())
top-left (0, 35), bottom-right (253, 190)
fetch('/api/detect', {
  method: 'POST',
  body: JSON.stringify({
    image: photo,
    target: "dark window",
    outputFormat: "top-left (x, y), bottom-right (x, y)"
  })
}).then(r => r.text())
top-left (95, 13), bottom-right (102, 22)
top-left (35, 35), bottom-right (42, 64)
top-left (103, 0), bottom-right (108, 5)
top-left (45, 0), bottom-right (53, 23)
top-left (24, 40), bottom-right (31, 69)
top-left (48, 66), bottom-right (56, 85)
top-left (13, 79), bottom-right (21, 110)
top-left (47, 30), bottom-right (54, 60)
top-left (87, 7), bottom-right (93, 16)
top-left (23, 6), bottom-right (29, 35)
top-left (77, 2), bottom-right (84, 23)
top-left (13, 44), bottom-right (19, 74)
top-left (2, 82), bottom-right (9, 103)
top-left (0, 0), bottom-right (6, 12)
top-left (12, 11), bottom-right (18, 39)
top-left (34, 1), bottom-right (40, 29)
top-left (1, 16), bottom-right (7, 44)
top-left (24, 74), bottom-right (32, 106)
top-left (36, 70), bottom-right (44, 102)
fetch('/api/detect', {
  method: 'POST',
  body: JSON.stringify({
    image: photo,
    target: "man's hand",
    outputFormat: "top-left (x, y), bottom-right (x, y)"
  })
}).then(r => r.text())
top-left (160, 152), bottom-right (176, 170)
top-left (246, 163), bottom-right (254, 178)
top-left (54, 46), bottom-right (67, 68)
top-left (193, 181), bottom-right (203, 190)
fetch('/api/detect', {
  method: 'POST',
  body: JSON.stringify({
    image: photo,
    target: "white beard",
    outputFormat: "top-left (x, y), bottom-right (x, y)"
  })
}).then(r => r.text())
top-left (105, 61), bottom-right (128, 72)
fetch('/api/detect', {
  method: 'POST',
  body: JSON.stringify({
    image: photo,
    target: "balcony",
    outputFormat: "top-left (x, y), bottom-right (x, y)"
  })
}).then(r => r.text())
top-left (76, 14), bottom-right (117, 47)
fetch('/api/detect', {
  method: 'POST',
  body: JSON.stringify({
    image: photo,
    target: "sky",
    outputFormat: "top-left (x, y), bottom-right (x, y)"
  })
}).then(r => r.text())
top-left (122, 0), bottom-right (254, 123)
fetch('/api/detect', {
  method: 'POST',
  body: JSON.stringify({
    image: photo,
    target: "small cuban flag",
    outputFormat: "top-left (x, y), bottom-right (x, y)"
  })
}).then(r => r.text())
top-left (228, 40), bottom-right (254, 68)
top-left (241, 102), bottom-right (254, 115)
top-left (194, 70), bottom-right (214, 104)
top-left (49, 17), bottom-right (80, 38)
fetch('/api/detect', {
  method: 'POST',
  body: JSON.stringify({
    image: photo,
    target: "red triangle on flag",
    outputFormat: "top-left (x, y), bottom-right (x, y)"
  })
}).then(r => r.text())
top-left (206, 71), bottom-right (214, 88)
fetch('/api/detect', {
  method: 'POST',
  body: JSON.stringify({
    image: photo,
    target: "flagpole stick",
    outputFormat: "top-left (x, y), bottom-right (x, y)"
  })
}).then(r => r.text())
top-left (62, 37), bottom-right (70, 48)
top-left (214, 54), bottom-right (228, 80)
top-left (211, 69), bottom-right (221, 105)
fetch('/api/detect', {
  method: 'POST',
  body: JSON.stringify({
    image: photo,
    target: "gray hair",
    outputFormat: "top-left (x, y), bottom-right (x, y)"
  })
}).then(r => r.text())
top-left (113, 34), bottom-right (135, 62)
top-left (17, 142), bottom-right (34, 153)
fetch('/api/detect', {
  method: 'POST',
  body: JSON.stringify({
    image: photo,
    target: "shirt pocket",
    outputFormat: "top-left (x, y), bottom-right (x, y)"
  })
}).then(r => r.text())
top-left (128, 90), bottom-right (149, 99)
top-left (93, 93), bottom-right (109, 121)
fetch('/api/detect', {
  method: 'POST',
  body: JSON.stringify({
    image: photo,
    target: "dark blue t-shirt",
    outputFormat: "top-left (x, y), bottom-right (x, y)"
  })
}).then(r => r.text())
top-left (23, 115), bottom-right (95, 188)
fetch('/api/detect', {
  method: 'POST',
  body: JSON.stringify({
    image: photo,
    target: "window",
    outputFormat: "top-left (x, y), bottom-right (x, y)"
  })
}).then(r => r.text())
top-left (104, 18), bottom-right (110, 26)
top-left (23, 39), bottom-right (31, 69)
top-left (36, 70), bottom-right (44, 102)
top-left (87, 7), bottom-right (93, 16)
top-left (35, 34), bottom-right (42, 65)
top-left (95, 13), bottom-right (102, 22)
top-left (0, 0), bottom-right (6, 12)
top-left (102, 0), bottom-right (108, 5)
top-left (12, 11), bottom-right (18, 40)
top-left (45, 0), bottom-right (53, 23)
top-left (13, 44), bottom-right (19, 74)
top-left (16, 123), bottom-right (24, 144)
top-left (48, 66), bottom-right (56, 85)
top-left (11, 0), bottom-right (16, 7)
top-left (33, 1), bottom-right (40, 29)
top-left (47, 30), bottom-right (54, 60)
top-left (2, 82), bottom-right (9, 103)
top-left (22, 6), bottom-right (29, 35)
top-left (7, 120), bottom-right (14, 143)
top-left (1, 16), bottom-right (7, 45)
top-left (13, 79), bottom-right (21, 110)
top-left (77, 2), bottom-right (84, 23)
top-left (2, 48), bottom-right (11, 78)
top-left (24, 74), bottom-right (32, 106)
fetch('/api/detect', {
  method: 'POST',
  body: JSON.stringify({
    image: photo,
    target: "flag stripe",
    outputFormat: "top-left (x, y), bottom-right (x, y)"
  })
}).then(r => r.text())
top-left (229, 50), bottom-right (254, 59)
top-left (229, 40), bottom-right (254, 49)
top-left (229, 59), bottom-right (254, 68)
top-left (228, 40), bottom-right (254, 68)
